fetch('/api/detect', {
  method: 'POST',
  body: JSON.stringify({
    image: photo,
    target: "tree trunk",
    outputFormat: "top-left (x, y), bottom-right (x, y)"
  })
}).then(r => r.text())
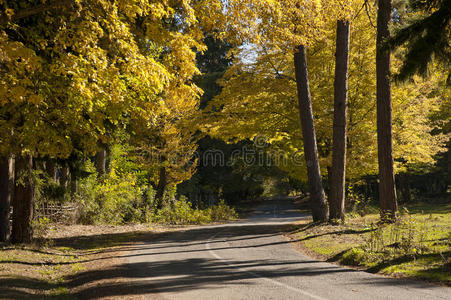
top-left (294, 45), bottom-right (329, 222)
top-left (0, 156), bottom-right (14, 242)
top-left (377, 0), bottom-right (398, 221)
top-left (60, 164), bottom-right (70, 188)
top-left (70, 174), bottom-right (77, 195)
top-left (45, 158), bottom-right (57, 182)
top-left (95, 147), bottom-right (107, 181)
top-left (11, 155), bottom-right (34, 244)
top-left (329, 20), bottom-right (350, 222)
top-left (154, 166), bottom-right (167, 210)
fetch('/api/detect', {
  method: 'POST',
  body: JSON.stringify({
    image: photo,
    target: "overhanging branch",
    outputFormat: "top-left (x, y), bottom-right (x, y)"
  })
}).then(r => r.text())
top-left (1, 0), bottom-right (73, 26)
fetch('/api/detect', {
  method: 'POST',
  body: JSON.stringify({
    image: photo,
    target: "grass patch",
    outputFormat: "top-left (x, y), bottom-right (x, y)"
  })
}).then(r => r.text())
top-left (289, 202), bottom-right (451, 285)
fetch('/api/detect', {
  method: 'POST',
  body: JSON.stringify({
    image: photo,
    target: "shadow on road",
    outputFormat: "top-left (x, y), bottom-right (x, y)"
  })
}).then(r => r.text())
top-left (0, 219), bottom-right (441, 299)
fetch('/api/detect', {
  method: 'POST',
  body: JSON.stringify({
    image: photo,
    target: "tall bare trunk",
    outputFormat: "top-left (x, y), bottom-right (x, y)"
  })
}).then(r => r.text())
top-left (329, 20), bottom-right (350, 222)
top-left (96, 147), bottom-right (107, 181)
top-left (11, 155), bottom-right (34, 244)
top-left (0, 156), bottom-right (14, 242)
top-left (377, 0), bottom-right (398, 221)
top-left (154, 166), bottom-right (167, 210)
top-left (60, 164), bottom-right (70, 188)
top-left (294, 45), bottom-right (329, 222)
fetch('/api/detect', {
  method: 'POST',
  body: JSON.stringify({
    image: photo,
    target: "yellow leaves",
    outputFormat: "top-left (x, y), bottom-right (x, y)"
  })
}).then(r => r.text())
top-left (221, 0), bottom-right (361, 49)
top-left (10, 86), bottom-right (27, 101)
top-left (391, 72), bottom-right (448, 170)
top-left (206, 0), bottom-right (446, 181)
top-left (0, 0), bottom-right (203, 164)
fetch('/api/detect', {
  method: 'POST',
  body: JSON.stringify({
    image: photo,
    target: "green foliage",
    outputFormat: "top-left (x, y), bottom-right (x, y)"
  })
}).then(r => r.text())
top-left (345, 184), bottom-right (379, 216)
top-left (387, 0), bottom-right (450, 81)
top-left (31, 216), bottom-right (55, 247)
top-left (77, 148), bottom-right (149, 225)
top-left (32, 217), bottom-right (52, 240)
top-left (208, 200), bottom-right (239, 222)
top-left (153, 197), bottom-right (237, 225)
top-left (341, 248), bottom-right (367, 266)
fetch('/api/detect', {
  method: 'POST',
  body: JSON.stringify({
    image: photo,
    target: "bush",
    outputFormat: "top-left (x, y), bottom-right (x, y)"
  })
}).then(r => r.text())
top-left (153, 197), bottom-right (237, 225)
top-left (341, 248), bottom-right (367, 266)
top-left (78, 164), bottom-right (149, 224)
top-left (209, 200), bottom-right (238, 222)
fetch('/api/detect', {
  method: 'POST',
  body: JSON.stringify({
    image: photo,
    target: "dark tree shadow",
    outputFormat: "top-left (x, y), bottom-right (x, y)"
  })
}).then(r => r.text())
top-left (2, 198), bottom-right (447, 298)
top-left (0, 221), bottom-right (351, 298)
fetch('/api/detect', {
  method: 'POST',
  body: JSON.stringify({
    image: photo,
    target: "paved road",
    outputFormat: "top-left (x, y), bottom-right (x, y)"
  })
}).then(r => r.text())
top-left (127, 199), bottom-right (450, 300)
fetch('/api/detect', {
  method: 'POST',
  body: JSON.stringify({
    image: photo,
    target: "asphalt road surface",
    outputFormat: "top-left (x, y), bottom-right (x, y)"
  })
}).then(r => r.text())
top-left (126, 199), bottom-right (450, 300)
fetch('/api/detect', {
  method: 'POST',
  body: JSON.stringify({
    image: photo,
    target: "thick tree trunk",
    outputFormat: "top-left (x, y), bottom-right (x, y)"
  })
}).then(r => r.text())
top-left (377, 0), bottom-right (398, 221)
top-left (60, 164), bottom-right (70, 188)
top-left (154, 166), bottom-right (167, 210)
top-left (329, 20), bottom-right (350, 222)
top-left (294, 45), bottom-right (329, 222)
top-left (95, 147), bottom-right (107, 181)
top-left (45, 158), bottom-right (57, 182)
top-left (11, 155), bottom-right (34, 244)
top-left (0, 156), bottom-right (14, 242)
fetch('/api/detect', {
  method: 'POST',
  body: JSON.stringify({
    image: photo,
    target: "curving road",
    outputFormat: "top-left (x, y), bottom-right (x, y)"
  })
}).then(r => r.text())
top-left (126, 199), bottom-right (450, 300)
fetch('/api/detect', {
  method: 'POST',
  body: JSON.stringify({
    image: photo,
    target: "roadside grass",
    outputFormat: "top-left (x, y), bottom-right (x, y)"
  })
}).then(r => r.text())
top-left (288, 201), bottom-right (451, 285)
top-left (0, 224), bottom-right (169, 298)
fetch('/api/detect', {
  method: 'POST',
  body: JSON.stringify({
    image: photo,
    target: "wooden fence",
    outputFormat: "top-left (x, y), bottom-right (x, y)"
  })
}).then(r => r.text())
top-left (34, 203), bottom-right (79, 224)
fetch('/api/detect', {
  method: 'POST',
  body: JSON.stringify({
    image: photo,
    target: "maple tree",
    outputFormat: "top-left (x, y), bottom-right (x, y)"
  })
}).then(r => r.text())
top-left (0, 0), bottom-right (217, 243)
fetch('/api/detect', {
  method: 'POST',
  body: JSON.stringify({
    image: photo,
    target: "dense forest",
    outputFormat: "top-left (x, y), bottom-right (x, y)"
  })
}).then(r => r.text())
top-left (0, 0), bottom-right (449, 244)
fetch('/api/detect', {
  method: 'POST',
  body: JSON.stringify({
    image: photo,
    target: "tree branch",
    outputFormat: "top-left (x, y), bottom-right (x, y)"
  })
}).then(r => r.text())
top-left (1, 0), bottom-right (73, 26)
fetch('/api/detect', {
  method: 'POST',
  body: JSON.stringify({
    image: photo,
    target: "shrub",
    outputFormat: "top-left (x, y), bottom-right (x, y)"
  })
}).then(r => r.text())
top-left (78, 165), bottom-right (148, 224)
top-left (209, 200), bottom-right (238, 221)
top-left (153, 197), bottom-right (237, 225)
top-left (341, 248), bottom-right (367, 266)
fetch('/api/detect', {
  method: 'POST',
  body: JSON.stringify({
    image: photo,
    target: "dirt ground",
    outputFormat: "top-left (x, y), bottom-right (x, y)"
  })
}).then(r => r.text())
top-left (0, 223), bottom-right (178, 299)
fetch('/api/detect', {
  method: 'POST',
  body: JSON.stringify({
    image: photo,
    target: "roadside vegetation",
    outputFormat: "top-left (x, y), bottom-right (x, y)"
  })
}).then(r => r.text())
top-left (0, 224), bottom-right (169, 298)
top-left (288, 200), bottom-right (451, 285)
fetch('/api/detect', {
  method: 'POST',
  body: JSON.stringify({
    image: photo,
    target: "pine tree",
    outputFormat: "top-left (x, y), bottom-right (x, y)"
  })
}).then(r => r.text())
top-left (377, 0), bottom-right (398, 221)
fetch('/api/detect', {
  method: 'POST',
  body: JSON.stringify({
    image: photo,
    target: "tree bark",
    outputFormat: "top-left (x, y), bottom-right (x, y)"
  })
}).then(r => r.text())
top-left (45, 158), bottom-right (57, 182)
top-left (60, 164), bottom-right (70, 188)
top-left (294, 45), bottom-right (329, 222)
top-left (154, 166), bottom-right (167, 210)
top-left (70, 173), bottom-right (77, 195)
top-left (329, 20), bottom-right (350, 222)
top-left (11, 155), bottom-right (34, 244)
top-left (377, 0), bottom-right (398, 222)
top-left (95, 147), bottom-right (107, 181)
top-left (0, 156), bottom-right (14, 242)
